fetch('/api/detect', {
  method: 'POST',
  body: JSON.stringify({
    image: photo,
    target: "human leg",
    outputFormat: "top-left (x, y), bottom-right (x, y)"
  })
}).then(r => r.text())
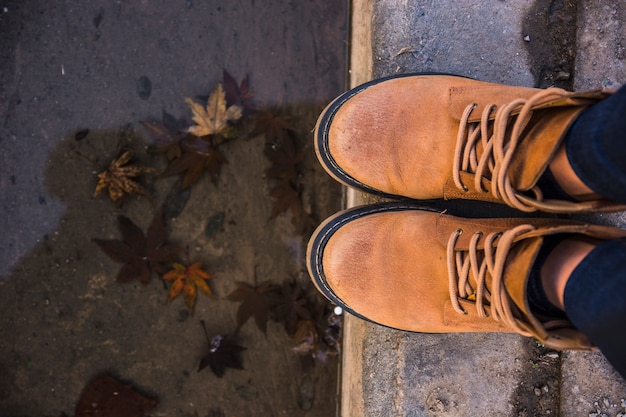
top-left (561, 239), bottom-right (626, 378)
top-left (561, 84), bottom-right (626, 204)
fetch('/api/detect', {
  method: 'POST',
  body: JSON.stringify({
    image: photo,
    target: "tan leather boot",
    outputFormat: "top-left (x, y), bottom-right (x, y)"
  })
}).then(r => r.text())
top-left (306, 202), bottom-right (626, 350)
top-left (315, 74), bottom-right (624, 213)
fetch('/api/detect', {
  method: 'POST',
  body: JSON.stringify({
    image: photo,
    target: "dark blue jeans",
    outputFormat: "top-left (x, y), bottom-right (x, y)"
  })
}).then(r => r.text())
top-left (567, 84), bottom-right (626, 203)
top-left (562, 84), bottom-right (626, 379)
top-left (564, 239), bottom-right (626, 379)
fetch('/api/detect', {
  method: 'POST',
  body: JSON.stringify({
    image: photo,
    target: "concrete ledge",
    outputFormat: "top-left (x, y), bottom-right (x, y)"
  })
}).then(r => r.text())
top-left (574, 0), bottom-right (626, 90)
top-left (341, 1), bottom-right (626, 416)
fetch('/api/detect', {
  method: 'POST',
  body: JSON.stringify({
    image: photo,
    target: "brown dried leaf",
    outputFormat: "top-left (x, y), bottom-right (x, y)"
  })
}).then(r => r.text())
top-left (198, 326), bottom-right (246, 378)
top-left (226, 281), bottom-right (277, 334)
top-left (223, 69), bottom-right (255, 113)
top-left (252, 110), bottom-right (296, 143)
top-left (273, 279), bottom-right (312, 335)
top-left (141, 113), bottom-right (187, 160)
top-left (263, 133), bottom-right (305, 181)
top-left (161, 136), bottom-right (227, 188)
top-left (268, 182), bottom-right (314, 234)
top-left (93, 151), bottom-right (156, 204)
top-left (269, 182), bottom-right (301, 219)
top-left (292, 315), bottom-right (341, 362)
top-left (94, 214), bottom-right (180, 284)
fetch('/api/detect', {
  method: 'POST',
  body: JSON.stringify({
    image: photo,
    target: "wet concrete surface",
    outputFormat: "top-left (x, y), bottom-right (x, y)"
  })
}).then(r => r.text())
top-left (0, 1), bottom-right (347, 416)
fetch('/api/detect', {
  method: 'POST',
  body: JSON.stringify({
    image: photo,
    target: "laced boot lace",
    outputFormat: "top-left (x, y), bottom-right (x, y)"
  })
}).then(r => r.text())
top-left (446, 224), bottom-right (536, 336)
top-left (452, 89), bottom-right (570, 212)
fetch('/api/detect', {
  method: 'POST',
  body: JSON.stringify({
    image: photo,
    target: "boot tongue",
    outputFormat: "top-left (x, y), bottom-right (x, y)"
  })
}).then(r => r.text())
top-left (500, 236), bottom-right (547, 338)
top-left (507, 106), bottom-right (585, 191)
top-left (500, 235), bottom-right (595, 349)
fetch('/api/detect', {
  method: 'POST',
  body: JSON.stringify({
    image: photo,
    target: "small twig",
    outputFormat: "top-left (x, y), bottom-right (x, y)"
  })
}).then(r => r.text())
top-left (73, 149), bottom-right (99, 167)
top-left (200, 320), bottom-right (211, 345)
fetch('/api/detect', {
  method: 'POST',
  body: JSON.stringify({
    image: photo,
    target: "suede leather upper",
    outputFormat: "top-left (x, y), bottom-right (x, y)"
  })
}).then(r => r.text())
top-left (316, 75), bottom-right (620, 212)
top-left (309, 205), bottom-right (626, 350)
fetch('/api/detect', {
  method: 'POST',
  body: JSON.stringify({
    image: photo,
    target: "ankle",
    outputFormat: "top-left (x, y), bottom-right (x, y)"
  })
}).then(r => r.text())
top-left (548, 141), bottom-right (601, 202)
top-left (540, 237), bottom-right (598, 310)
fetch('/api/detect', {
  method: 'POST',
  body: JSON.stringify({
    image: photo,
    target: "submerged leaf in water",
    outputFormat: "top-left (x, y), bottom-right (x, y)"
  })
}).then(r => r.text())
top-left (160, 136), bottom-right (227, 188)
top-left (223, 69), bottom-right (255, 113)
top-left (142, 110), bottom-right (188, 160)
top-left (94, 214), bottom-right (180, 284)
top-left (227, 281), bottom-right (277, 334)
top-left (162, 178), bottom-right (191, 219)
top-left (273, 279), bottom-right (312, 336)
top-left (198, 321), bottom-right (246, 378)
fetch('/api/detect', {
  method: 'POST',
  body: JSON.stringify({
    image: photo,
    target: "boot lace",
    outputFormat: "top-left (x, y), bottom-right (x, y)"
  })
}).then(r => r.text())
top-left (452, 89), bottom-right (569, 212)
top-left (446, 224), bottom-right (535, 336)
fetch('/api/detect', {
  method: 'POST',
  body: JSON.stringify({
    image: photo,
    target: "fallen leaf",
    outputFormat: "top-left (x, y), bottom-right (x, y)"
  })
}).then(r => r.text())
top-left (268, 182), bottom-right (315, 235)
top-left (142, 110), bottom-right (189, 160)
top-left (94, 214), bottom-right (180, 284)
top-left (160, 136), bottom-right (227, 188)
top-left (93, 150), bottom-right (156, 204)
top-left (252, 110), bottom-right (296, 143)
top-left (322, 308), bottom-right (343, 352)
top-left (264, 132), bottom-right (305, 181)
top-left (257, 110), bottom-right (315, 235)
top-left (161, 177), bottom-right (192, 219)
top-left (186, 84), bottom-right (242, 137)
top-left (273, 279), bottom-right (312, 335)
top-left (269, 182), bottom-right (301, 219)
top-left (198, 321), bottom-right (246, 378)
top-left (226, 281), bottom-right (277, 334)
top-left (74, 374), bottom-right (157, 417)
top-left (292, 305), bottom-right (342, 362)
top-left (395, 46), bottom-right (414, 57)
top-left (223, 69), bottom-right (255, 113)
top-left (163, 261), bottom-right (213, 314)
top-left (292, 320), bottom-right (318, 356)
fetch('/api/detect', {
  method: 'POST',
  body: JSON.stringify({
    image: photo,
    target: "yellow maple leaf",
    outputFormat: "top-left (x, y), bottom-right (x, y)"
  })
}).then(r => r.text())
top-left (185, 84), bottom-right (242, 137)
top-left (163, 261), bottom-right (213, 314)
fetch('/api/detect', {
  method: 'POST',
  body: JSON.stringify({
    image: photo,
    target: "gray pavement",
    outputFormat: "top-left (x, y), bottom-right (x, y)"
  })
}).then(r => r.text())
top-left (342, 1), bottom-right (626, 416)
top-left (0, 1), bottom-right (346, 415)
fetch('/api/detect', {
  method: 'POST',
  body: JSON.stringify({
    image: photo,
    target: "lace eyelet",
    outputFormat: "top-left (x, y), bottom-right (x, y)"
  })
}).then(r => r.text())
top-left (461, 184), bottom-right (469, 192)
top-left (456, 228), bottom-right (463, 236)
